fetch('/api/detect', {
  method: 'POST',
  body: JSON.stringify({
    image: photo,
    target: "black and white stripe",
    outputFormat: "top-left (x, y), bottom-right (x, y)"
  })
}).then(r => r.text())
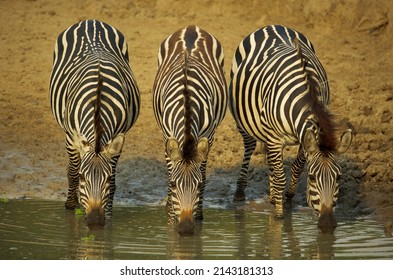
top-left (153, 25), bottom-right (227, 235)
top-left (229, 25), bottom-right (352, 232)
top-left (50, 20), bottom-right (140, 226)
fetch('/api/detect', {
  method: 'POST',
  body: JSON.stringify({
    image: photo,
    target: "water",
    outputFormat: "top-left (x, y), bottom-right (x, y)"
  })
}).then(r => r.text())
top-left (0, 199), bottom-right (392, 260)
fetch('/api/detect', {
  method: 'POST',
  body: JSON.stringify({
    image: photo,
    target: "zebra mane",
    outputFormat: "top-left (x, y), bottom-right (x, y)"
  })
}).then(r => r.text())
top-left (94, 69), bottom-right (104, 154)
top-left (294, 39), bottom-right (338, 152)
top-left (182, 49), bottom-right (196, 163)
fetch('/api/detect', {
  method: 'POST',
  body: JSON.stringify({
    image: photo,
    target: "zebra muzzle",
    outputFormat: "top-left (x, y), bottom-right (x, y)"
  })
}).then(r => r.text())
top-left (85, 205), bottom-right (105, 227)
top-left (178, 209), bottom-right (195, 235)
top-left (318, 204), bottom-right (337, 233)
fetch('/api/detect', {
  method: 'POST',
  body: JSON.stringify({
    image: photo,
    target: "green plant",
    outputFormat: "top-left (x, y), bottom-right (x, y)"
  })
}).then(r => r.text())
top-left (75, 208), bottom-right (85, 216)
top-left (0, 197), bottom-right (9, 203)
top-left (81, 234), bottom-right (95, 241)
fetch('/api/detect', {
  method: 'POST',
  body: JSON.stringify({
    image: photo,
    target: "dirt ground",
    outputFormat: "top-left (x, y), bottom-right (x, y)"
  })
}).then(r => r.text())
top-left (1, 0), bottom-right (392, 225)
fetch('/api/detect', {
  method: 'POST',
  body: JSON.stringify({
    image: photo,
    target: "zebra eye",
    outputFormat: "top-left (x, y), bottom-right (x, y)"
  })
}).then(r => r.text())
top-left (308, 174), bottom-right (316, 183)
top-left (79, 173), bottom-right (85, 182)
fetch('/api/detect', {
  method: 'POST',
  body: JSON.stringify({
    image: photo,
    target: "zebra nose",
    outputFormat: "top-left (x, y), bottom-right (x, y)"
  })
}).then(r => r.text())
top-left (178, 209), bottom-right (195, 235)
top-left (85, 208), bottom-right (105, 227)
top-left (318, 204), bottom-right (337, 234)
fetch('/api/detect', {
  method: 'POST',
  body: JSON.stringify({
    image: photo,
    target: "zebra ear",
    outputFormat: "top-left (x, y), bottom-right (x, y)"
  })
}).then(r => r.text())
top-left (337, 129), bottom-right (353, 154)
top-left (196, 137), bottom-right (209, 163)
top-left (78, 137), bottom-right (92, 157)
top-left (103, 133), bottom-right (125, 158)
top-left (166, 137), bottom-right (181, 162)
top-left (303, 128), bottom-right (318, 155)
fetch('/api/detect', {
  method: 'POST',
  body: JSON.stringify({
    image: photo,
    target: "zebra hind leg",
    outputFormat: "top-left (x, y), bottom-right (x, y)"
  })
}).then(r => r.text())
top-left (65, 146), bottom-right (80, 210)
top-left (285, 146), bottom-right (306, 208)
top-left (234, 132), bottom-right (257, 201)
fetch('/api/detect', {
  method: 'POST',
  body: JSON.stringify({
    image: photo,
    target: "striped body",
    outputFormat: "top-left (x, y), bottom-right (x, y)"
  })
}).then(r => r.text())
top-left (50, 20), bottom-right (140, 226)
top-left (229, 25), bottom-right (352, 232)
top-left (153, 26), bottom-right (227, 234)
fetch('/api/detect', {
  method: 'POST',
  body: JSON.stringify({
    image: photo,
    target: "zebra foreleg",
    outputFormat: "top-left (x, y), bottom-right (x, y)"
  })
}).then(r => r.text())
top-left (165, 156), bottom-right (176, 225)
top-left (234, 132), bottom-right (257, 201)
top-left (285, 146), bottom-right (306, 208)
top-left (165, 187), bottom-right (176, 226)
top-left (266, 145), bottom-right (286, 218)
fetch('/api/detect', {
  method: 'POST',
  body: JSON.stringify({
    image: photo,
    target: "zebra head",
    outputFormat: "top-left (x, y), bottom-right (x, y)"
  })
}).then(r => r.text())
top-left (78, 134), bottom-right (125, 227)
top-left (303, 128), bottom-right (353, 233)
top-left (166, 137), bottom-right (209, 235)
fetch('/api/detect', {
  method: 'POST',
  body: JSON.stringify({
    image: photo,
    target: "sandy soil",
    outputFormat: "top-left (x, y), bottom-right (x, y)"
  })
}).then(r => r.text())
top-left (1, 0), bottom-right (392, 225)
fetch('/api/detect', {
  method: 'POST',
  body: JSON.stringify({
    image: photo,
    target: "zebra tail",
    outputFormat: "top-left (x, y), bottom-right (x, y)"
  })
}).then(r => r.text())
top-left (94, 64), bottom-right (104, 154)
top-left (293, 37), bottom-right (305, 71)
top-left (294, 41), bottom-right (339, 152)
top-left (182, 49), bottom-right (196, 162)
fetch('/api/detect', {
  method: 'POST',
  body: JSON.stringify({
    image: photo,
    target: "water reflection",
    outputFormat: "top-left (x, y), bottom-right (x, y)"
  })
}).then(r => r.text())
top-left (232, 204), bottom-right (337, 260)
top-left (0, 200), bottom-right (392, 260)
top-left (315, 233), bottom-right (336, 260)
top-left (64, 211), bottom-right (114, 259)
top-left (166, 223), bottom-right (203, 259)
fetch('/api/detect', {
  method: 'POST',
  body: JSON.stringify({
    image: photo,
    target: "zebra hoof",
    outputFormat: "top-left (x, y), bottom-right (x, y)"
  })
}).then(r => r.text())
top-left (274, 203), bottom-right (284, 219)
top-left (274, 212), bottom-right (284, 219)
top-left (233, 190), bottom-right (246, 201)
top-left (284, 199), bottom-right (293, 209)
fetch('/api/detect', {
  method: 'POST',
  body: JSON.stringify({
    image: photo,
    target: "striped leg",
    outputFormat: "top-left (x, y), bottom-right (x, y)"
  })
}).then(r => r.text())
top-left (105, 155), bottom-right (120, 218)
top-left (165, 155), bottom-right (176, 225)
top-left (285, 146), bottom-right (306, 207)
top-left (195, 160), bottom-right (207, 220)
top-left (65, 137), bottom-right (80, 210)
top-left (266, 143), bottom-right (286, 218)
top-left (234, 130), bottom-right (257, 201)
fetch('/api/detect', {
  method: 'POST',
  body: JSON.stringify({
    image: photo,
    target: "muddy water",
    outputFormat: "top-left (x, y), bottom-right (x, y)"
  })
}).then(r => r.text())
top-left (0, 200), bottom-right (392, 260)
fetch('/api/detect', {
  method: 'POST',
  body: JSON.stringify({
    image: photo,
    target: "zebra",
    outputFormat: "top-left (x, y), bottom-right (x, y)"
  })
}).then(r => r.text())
top-left (153, 25), bottom-right (227, 235)
top-left (49, 20), bottom-right (140, 227)
top-left (229, 25), bottom-right (353, 232)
